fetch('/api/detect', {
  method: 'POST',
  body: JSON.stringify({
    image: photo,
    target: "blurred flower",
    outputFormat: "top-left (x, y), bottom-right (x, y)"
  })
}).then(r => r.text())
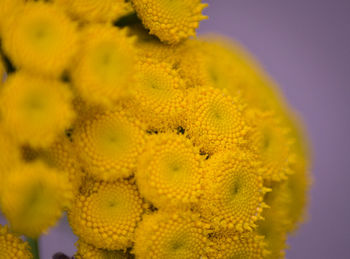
top-left (0, 72), bottom-right (75, 148)
top-left (0, 161), bottom-right (73, 238)
top-left (71, 24), bottom-right (137, 107)
top-left (1, 1), bottom-right (78, 77)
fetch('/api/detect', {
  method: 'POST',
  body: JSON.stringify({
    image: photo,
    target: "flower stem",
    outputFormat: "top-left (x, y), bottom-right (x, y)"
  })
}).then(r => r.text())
top-left (27, 237), bottom-right (40, 259)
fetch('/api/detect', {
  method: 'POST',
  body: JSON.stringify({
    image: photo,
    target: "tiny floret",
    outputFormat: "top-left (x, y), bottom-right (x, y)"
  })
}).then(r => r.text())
top-left (0, 161), bottom-right (73, 238)
top-left (1, 1), bottom-right (78, 77)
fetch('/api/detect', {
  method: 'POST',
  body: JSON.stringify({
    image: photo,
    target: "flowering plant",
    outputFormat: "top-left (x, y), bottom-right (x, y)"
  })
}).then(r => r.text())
top-left (0, 1), bottom-right (309, 258)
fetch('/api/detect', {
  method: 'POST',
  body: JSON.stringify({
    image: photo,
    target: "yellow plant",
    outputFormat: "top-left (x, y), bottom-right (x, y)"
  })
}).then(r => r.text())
top-left (0, 1), bottom-right (310, 258)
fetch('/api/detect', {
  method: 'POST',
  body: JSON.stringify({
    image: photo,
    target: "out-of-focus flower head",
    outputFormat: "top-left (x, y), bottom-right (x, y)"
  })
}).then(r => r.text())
top-left (0, 161), bottom-right (73, 238)
top-left (1, 1), bottom-right (78, 77)
top-left (71, 24), bottom-right (137, 107)
top-left (0, 72), bottom-right (75, 148)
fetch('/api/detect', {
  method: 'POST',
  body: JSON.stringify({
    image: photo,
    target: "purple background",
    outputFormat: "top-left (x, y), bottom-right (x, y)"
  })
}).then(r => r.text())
top-left (1, 0), bottom-right (350, 258)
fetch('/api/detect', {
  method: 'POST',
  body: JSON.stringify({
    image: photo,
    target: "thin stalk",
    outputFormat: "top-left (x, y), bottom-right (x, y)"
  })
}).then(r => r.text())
top-left (27, 237), bottom-right (40, 259)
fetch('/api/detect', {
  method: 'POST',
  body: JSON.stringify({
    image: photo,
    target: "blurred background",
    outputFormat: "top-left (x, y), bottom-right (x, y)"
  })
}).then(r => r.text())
top-left (1, 0), bottom-right (350, 258)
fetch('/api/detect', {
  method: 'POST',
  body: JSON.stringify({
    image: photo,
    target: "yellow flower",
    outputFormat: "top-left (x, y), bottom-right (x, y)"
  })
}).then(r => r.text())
top-left (131, 59), bottom-right (186, 129)
top-left (74, 108), bottom-right (146, 180)
top-left (68, 179), bottom-right (144, 250)
top-left (131, 0), bottom-right (208, 44)
top-left (0, 72), bottom-right (75, 148)
top-left (133, 211), bottom-right (211, 259)
top-left (185, 87), bottom-right (250, 154)
top-left (0, 161), bottom-right (73, 238)
top-left (208, 232), bottom-right (269, 259)
top-left (1, 1), bottom-right (78, 77)
top-left (248, 110), bottom-right (296, 182)
top-left (56, 0), bottom-right (133, 23)
top-left (200, 152), bottom-right (268, 232)
top-left (0, 225), bottom-right (32, 259)
top-left (71, 24), bottom-right (136, 107)
top-left (75, 239), bottom-right (131, 259)
top-left (136, 133), bottom-right (204, 209)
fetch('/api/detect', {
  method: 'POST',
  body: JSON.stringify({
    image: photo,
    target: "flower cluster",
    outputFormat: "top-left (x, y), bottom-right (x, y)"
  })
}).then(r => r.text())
top-left (0, 1), bottom-right (310, 258)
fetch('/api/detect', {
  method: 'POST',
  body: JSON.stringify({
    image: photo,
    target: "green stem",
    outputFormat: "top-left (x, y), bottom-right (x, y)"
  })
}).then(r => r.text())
top-left (27, 237), bottom-right (40, 259)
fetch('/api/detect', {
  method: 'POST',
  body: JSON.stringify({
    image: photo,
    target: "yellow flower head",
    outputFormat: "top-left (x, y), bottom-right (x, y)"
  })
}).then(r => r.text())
top-left (133, 211), bottom-right (211, 259)
top-left (74, 109), bottom-right (146, 180)
top-left (185, 87), bottom-right (250, 154)
top-left (68, 179), bottom-right (144, 250)
top-left (131, 0), bottom-right (208, 44)
top-left (200, 152), bottom-right (267, 232)
top-left (131, 59), bottom-right (186, 129)
top-left (136, 133), bottom-right (204, 209)
top-left (208, 232), bottom-right (269, 259)
top-left (0, 225), bottom-right (32, 259)
top-left (56, 0), bottom-right (133, 23)
top-left (71, 24), bottom-right (136, 107)
top-left (1, 1), bottom-right (78, 77)
top-left (0, 72), bottom-right (75, 148)
top-left (248, 110), bottom-right (296, 181)
top-left (0, 161), bottom-right (73, 238)
top-left (75, 239), bottom-right (131, 259)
